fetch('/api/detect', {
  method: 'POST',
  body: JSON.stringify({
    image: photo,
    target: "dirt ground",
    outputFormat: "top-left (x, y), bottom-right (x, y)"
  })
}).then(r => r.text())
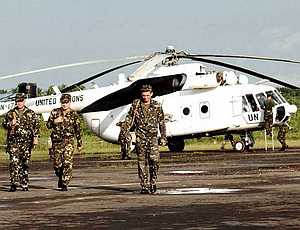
top-left (0, 148), bottom-right (300, 229)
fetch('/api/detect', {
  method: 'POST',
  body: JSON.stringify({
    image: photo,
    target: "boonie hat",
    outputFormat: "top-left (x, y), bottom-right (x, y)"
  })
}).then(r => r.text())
top-left (60, 94), bottom-right (71, 103)
top-left (15, 93), bottom-right (25, 102)
top-left (140, 84), bottom-right (153, 92)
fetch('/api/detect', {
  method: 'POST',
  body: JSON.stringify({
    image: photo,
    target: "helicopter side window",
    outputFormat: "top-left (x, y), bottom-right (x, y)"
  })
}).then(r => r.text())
top-left (266, 91), bottom-right (280, 104)
top-left (245, 94), bottom-right (259, 112)
top-left (242, 96), bottom-right (251, 112)
top-left (274, 90), bottom-right (286, 103)
top-left (199, 101), bottom-right (210, 119)
top-left (255, 93), bottom-right (266, 109)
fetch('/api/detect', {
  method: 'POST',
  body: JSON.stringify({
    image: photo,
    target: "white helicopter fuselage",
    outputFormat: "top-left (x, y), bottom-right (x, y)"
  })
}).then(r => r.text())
top-left (0, 62), bottom-right (297, 152)
top-left (83, 83), bottom-right (297, 143)
top-left (0, 84), bottom-right (129, 118)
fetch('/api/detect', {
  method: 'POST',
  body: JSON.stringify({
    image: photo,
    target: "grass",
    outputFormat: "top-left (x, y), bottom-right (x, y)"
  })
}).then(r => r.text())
top-left (0, 115), bottom-right (299, 163)
top-left (0, 119), bottom-right (120, 162)
top-left (1, 132), bottom-right (298, 163)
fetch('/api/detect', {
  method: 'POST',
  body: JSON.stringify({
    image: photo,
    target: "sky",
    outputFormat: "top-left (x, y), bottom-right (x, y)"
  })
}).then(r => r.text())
top-left (0, 0), bottom-right (300, 90)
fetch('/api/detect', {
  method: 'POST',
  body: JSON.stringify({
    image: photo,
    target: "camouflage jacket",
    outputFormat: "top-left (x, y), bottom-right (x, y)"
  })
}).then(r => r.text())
top-left (2, 106), bottom-right (40, 145)
top-left (47, 107), bottom-right (82, 146)
top-left (125, 99), bottom-right (166, 140)
top-left (264, 99), bottom-right (275, 112)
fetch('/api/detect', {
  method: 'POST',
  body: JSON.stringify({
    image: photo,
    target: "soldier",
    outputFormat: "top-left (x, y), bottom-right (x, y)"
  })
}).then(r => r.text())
top-left (124, 85), bottom-right (167, 194)
top-left (116, 121), bottom-right (132, 160)
top-left (277, 123), bottom-right (289, 151)
top-left (2, 93), bottom-right (40, 192)
top-left (220, 133), bottom-right (234, 150)
top-left (263, 94), bottom-right (275, 136)
top-left (47, 94), bottom-right (82, 191)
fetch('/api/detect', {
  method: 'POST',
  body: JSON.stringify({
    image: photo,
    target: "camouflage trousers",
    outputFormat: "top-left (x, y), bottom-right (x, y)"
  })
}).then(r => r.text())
top-left (7, 143), bottom-right (32, 188)
top-left (277, 125), bottom-right (288, 148)
top-left (135, 136), bottom-right (160, 190)
top-left (264, 113), bottom-right (273, 136)
top-left (51, 141), bottom-right (74, 186)
top-left (118, 130), bottom-right (132, 159)
top-left (120, 143), bottom-right (131, 159)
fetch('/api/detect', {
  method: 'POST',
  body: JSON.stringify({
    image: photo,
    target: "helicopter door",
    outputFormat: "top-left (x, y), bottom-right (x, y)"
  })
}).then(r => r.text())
top-left (274, 104), bottom-right (286, 123)
top-left (91, 119), bottom-right (100, 135)
top-left (265, 90), bottom-right (285, 123)
top-left (231, 96), bottom-right (242, 116)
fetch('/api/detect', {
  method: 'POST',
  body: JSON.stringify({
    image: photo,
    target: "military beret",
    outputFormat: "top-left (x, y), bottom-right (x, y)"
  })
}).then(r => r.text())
top-left (60, 94), bottom-right (72, 103)
top-left (15, 93), bottom-right (25, 102)
top-left (140, 84), bottom-right (153, 92)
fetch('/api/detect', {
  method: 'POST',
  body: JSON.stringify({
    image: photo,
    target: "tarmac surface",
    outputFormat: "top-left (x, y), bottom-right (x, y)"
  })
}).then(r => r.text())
top-left (0, 148), bottom-right (300, 229)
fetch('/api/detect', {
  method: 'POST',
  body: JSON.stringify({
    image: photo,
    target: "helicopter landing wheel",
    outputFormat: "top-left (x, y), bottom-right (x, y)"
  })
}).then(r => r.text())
top-left (167, 137), bottom-right (185, 152)
top-left (234, 141), bottom-right (245, 152)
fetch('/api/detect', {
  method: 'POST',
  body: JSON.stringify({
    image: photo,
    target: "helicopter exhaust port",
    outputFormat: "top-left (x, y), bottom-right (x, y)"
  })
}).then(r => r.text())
top-left (17, 82), bottom-right (38, 98)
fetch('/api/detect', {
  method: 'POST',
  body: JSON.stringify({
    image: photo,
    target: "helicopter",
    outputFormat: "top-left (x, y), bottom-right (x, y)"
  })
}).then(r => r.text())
top-left (0, 46), bottom-right (299, 152)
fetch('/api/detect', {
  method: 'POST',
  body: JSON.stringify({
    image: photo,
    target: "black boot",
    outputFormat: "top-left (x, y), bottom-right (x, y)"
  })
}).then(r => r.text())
top-left (8, 184), bottom-right (17, 192)
top-left (280, 145), bottom-right (288, 152)
top-left (150, 184), bottom-right (157, 194)
top-left (58, 176), bottom-right (63, 188)
top-left (60, 184), bottom-right (68, 191)
top-left (140, 186), bottom-right (149, 194)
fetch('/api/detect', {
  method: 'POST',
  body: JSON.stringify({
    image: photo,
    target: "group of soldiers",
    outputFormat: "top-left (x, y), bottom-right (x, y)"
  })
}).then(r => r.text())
top-left (2, 84), bottom-right (166, 195)
top-left (3, 93), bottom-right (82, 192)
top-left (2, 86), bottom-right (289, 194)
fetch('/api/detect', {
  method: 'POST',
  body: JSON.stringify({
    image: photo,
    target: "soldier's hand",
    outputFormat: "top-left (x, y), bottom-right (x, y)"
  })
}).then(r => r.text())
top-left (33, 137), bottom-right (39, 145)
top-left (159, 137), bottom-right (167, 146)
top-left (10, 118), bottom-right (17, 126)
top-left (77, 146), bottom-right (83, 153)
top-left (54, 116), bottom-right (63, 123)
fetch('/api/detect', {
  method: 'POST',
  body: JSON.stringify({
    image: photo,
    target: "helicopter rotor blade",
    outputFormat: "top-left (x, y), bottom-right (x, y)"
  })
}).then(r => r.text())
top-left (187, 54), bottom-right (300, 65)
top-left (61, 60), bottom-right (143, 93)
top-left (80, 74), bottom-right (187, 113)
top-left (182, 55), bottom-right (299, 89)
top-left (0, 56), bottom-right (145, 81)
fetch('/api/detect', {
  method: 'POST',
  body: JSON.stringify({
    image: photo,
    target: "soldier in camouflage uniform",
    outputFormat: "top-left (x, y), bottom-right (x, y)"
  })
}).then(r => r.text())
top-left (2, 93), bottom-right (40, 192)
top-left (47, 94), bottom-right (82, 191)
top-left (277, 123), bottom-right (289, 151)
top-left (116, 121), bottom-right (132, 160)
top-left (124, 85), bottom-right (167, 194)
top-left (263, 94), bottom-right (275, 136)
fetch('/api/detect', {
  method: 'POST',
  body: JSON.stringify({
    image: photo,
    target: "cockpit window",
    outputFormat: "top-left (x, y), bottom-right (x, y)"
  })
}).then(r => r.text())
top-left (266, 91), bottom-right (280, 104)
top-left (256, 93), bottom-right (267, 109)
top-left (246, 94), bottom-right (259, 112)
top-left (242, 96), bottom-right (251, 112)
top-left (275, 90), bottom-right (286, 103)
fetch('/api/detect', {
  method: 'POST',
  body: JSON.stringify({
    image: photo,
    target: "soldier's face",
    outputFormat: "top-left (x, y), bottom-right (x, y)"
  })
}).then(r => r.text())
top-left (61, 102), bottom-right (71, 110)
top-left (16, 100), bottom-right (25, 110)
top-left (141, 91), bottom-right (153, 104)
